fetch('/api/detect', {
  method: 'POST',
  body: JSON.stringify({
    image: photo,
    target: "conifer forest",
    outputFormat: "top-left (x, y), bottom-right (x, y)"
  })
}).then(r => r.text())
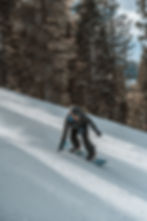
top-left (0, 0), bottom-right (147, 131)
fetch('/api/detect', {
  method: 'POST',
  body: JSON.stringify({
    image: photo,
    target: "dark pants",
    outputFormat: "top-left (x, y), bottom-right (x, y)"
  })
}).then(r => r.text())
top-left (70, 128), bottom-right (95, 157)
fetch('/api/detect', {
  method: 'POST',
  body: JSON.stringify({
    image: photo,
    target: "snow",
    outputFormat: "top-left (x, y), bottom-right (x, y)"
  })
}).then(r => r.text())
top-left (0, 88), bottom-right (147, 221)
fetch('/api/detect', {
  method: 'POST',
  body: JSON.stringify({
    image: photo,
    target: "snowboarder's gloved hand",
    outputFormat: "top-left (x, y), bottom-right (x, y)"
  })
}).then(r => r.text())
top-left (58, 141), bottom-right (67, 152)
top-left (58, 146), bottom-right (63, 152)
top-left (97, 131), bottom-right (102, 137)
top-left (58, 144), bottom-right (63, 152)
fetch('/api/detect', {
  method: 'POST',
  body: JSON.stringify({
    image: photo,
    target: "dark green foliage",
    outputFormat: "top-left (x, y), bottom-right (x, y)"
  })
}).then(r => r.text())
top-left (1, 0), bottom-right (72, 105)
top-left (124, 62), bottom-right (138, 79)
top-left (137, 0), bottom-right (147, 130)
top-left (71, 0), bottom-right (130, 122)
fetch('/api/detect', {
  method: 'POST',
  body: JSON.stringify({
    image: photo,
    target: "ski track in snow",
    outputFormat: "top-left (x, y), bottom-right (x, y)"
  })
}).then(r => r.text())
top-left (0, 89), bottom-right (147, 221)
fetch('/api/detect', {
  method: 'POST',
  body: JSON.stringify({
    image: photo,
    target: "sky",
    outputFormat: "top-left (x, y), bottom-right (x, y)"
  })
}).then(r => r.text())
top-left (117, 0), bottom-right (142, 62)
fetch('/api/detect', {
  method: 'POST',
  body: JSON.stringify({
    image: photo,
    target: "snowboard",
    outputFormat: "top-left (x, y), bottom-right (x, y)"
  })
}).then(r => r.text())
top-left (72, 150), bottom-right (107, 167)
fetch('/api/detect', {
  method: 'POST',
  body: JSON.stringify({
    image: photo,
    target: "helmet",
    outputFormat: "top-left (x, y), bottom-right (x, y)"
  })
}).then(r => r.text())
top-left (71, 106), bottom-right (82, 116)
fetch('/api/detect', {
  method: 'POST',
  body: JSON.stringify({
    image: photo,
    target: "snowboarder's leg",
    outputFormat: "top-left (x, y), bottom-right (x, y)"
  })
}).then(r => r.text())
top-left (70, 129), bottom-right (81, 152)
top-left (82, 129), bottom-right (96, 161)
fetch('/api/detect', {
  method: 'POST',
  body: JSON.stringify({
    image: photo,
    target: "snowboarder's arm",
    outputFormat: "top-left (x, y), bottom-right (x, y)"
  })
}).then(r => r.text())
top-left (58, 118), bottom-right (70, 151)
top-left (88, 118), bottom-right (102, 136)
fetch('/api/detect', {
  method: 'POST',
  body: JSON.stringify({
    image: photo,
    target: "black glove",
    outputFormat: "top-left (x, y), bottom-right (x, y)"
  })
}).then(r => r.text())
top-left (57, 142), bottom-right (65, 152)
top-left (97, 131), bottom-right (102, 137)
top-left (58, 146), bottom-right (63, 152)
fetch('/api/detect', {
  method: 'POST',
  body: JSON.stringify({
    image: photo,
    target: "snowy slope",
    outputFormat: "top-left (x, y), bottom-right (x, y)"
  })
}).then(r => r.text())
top-left (0, 88), bottom-right (147, 221)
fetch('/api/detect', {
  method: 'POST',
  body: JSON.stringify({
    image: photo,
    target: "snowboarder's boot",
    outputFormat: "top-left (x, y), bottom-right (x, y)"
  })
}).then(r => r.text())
top-left (70, 146), bottom-right (81, 153)
top-left (86, 152), bottom-right (96, 161)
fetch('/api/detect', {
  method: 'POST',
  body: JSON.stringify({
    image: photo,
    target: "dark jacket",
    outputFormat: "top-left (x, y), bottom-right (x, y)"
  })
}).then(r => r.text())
top-left (58, 110), bottom-right (101, 151)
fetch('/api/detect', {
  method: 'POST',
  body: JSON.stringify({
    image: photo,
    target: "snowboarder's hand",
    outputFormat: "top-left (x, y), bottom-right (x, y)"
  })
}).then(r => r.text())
top-left (57, 145), bottom-right (63, 152)
top-left (97, 131), bottom-right (102, 137)
top-left (58, 141), bottom-right (66, 152)
top-left (58, 140), bottom-right (68, 152)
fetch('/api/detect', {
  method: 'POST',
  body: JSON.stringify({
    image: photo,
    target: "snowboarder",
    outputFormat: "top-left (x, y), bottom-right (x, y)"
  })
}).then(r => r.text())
top-left (58, 106), bottom-right (102, 161)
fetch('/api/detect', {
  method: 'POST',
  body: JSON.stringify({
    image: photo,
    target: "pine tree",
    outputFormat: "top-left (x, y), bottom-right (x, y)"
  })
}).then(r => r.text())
top-left (137, 0), bottom-right (147, 130)
top-left (0, 0), bottom-right (15, 85)
top-left (137, 0), bottom-right (147, 92)
top-left (5, 0), bottom-right (72, 105)
top-left (71, 0), bottom-right (130, 122)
